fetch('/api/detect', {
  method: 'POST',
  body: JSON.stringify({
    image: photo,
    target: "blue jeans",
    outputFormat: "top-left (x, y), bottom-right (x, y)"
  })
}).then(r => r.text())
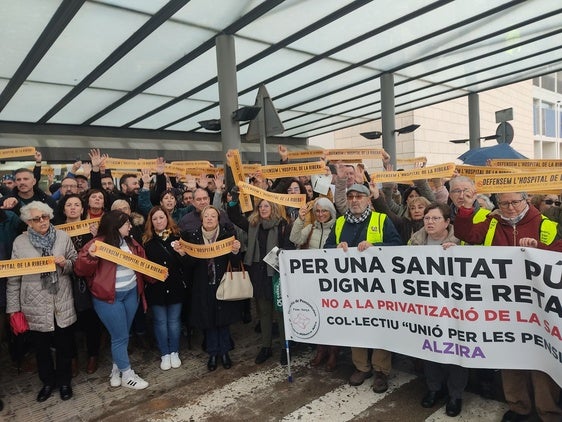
top-left (205, 326), bottom-right (231, 355)
top-left (152, 303), bottom-right (182, 356)
top-left (92, 287), bottom-right (138, 371)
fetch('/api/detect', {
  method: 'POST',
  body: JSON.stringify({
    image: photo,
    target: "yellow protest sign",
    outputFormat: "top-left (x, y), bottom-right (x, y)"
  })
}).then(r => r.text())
top-left (370, 163), bottom-right (456, 183)
top-left (260, 162), bottom-right (325, 179)
top-left (40, 166), bottom-right (55, 176)
top-left (396, 156), bottom-right (427, 165)
top-left (227, 150), bottom-right (253, 213)
top-left (0, 147), bottom-right (36, 159)
top-left (107, 170), bottom-right (141, 180)
top-left (93, 241), bottom-right (168, 281)
top-left (489, 159), bottom-right (562, 169)
top-left (286, 150), bottom-right (325, 159)
top-left (105, 158), bottom-right (156, 169)
top-left (175, 168), bottom-right (224, 178)
top-left (456, 165), bottom-right (519, 178)
top-left (325, 148), bottom-right (384, 161)
top-left (0, 257), bottom-right (56, 278)
top-left (178, 236), bottom-right (235, 259)
top-left (170, 161), bottom-right (212, 168)
top-left (55, 218), bottom-right (101, 237)
top-left (474, 171), bottom-right (562, 194)
top-left (241, 164), bottom-right (262, 174)
top-left (238, 181), bottom-right (306, 208)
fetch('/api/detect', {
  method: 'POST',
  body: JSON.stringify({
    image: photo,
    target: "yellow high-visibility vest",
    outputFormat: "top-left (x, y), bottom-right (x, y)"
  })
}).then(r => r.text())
top-left (484, 215), bottom-right (558, 246)
top-left (334, 212), bottom-right (386, 245)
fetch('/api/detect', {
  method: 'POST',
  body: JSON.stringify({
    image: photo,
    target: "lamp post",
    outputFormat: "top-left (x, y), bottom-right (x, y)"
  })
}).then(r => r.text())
top-left (360, 125), bottom-right (420, 166)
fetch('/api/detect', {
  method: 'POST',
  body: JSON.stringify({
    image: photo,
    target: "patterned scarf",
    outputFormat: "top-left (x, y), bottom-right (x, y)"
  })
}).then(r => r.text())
top-left (202, 226), bottom-right (219, 285)
top-left (344, 207), bottom-right (371, 224)
top-left (28, 224), bottom-right (60, 294)
top-left (157, 229), bottom-right (171, 241)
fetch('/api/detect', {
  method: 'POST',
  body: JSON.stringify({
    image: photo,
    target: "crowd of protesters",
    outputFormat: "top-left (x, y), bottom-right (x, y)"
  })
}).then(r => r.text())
top-left (0, 146), bottom-right (561, 421)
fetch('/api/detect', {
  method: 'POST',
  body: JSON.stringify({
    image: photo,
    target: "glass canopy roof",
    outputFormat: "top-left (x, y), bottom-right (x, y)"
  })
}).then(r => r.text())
top-left (0, 0), bottom-right (561, 155)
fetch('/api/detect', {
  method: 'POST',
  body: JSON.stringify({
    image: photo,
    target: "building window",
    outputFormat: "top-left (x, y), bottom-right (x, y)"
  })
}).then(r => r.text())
top-left (533, 99), bottom-right (540, 136)
top-left (542, 101), bottom-right (556, 137)
top-left (542, 74), bottom-right (556, 92)
top-left (557, 72), bottom-right (562, 94)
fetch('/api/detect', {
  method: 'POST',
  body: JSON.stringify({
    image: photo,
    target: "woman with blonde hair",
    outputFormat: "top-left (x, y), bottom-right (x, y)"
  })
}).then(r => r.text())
top-left (228, 199), bottom-right (294, 365)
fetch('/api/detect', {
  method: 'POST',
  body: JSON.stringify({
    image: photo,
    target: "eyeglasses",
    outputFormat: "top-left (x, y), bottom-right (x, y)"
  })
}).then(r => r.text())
top-left (498, 199), bottom-right (526, 208)
top-left (544, 199), bottom-right (561, 206)
top-left (315, 209), bottom-right (330, 213)
top-left (450, 188), bottom-right (471, 195)
top-left (346, 194), bottom-right (367, 200)
top-left (61, 184), bottom-right (77, 189)
top-left (423, 216), bottom-right (444, 222)
top-left (29, 214), bottom-right (50, 223)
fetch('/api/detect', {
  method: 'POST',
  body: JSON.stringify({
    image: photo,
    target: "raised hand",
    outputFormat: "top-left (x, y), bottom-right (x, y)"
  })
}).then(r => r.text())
top-left (278, 145), bottom-right (288, 161)
top-left (141, 168), bottom-right (151, 186)
top-left (156, 157), bottom-right (166, 175)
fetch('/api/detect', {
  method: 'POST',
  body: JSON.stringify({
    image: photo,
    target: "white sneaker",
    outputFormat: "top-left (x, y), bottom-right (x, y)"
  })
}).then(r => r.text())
top-left (170, 352), bottom-right (181, 368)
top-left (121, 370), bottom-right (148, 390)
top-left (160, 354), bottom-right (171, 371)
top-left (109, 368), bottom-right (121, 387)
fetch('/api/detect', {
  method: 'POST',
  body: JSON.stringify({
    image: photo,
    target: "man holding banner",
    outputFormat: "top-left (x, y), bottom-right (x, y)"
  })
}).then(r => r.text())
top-left (324, 183), bottom-right (401, 393)
top-left (454, 190), bottom-right (562, 422)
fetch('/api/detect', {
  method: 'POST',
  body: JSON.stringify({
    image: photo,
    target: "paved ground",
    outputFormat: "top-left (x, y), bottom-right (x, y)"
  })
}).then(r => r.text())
top-left (0, 316), bottom-right (531, 421)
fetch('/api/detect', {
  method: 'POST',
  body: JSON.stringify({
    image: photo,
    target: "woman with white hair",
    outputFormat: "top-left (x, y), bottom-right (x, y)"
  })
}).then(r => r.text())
top-left (289, 197), bottom-right (339, 370)
top-left (6, 201), bottom-right (77, 402)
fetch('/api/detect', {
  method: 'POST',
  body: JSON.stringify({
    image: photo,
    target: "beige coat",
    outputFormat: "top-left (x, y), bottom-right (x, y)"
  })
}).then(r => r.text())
top-left (6, 229), bottom-right (77, 332)
top-left (408, 224), bottom-right (459, 246)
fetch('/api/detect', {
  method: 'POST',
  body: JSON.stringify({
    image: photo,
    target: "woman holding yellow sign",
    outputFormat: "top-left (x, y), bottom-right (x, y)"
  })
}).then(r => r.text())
top-left (142, 206), bottom-right (188, 372)
top-left (6, 201), bottom-right (77, 403)
top-left (74, 210), bottom-right (149, 390)
top-left (182, 205), bottom-right (241, 371)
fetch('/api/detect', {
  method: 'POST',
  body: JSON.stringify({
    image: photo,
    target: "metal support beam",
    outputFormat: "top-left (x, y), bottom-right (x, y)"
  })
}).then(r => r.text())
top-left (216, 35), bottom-right (241, 162)
top-left (468, 93), bottom-right (481, 151)
top-left (255, 94), bottom-right (268, 164)
top-left (380, 73), bottom-right (396, 168)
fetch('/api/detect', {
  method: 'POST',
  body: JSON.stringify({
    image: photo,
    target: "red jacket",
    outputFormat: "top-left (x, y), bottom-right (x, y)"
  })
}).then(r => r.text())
top-left (74, 236), bottom-right (147, 310)
top-left (454, 205), bottom-right (562, 251)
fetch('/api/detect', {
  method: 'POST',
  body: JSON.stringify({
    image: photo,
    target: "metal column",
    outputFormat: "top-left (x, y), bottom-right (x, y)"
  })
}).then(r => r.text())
top-left (380, 73), bottom-right (396, 168)
top-left (468, 93), bottom-right (480, 151)
top-left (216, 35), bottom-right (241, 161)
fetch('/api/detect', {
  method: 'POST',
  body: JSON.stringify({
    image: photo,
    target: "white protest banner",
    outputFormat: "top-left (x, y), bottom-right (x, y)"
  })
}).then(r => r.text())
top-left (279, 246), bottom-right (562, 387)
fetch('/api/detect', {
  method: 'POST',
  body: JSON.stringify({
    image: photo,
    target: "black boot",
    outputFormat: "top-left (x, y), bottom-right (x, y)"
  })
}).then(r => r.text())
top-left (207, 355), bottom-right (218, 371)
top-left (221, 353), bottom-right (232, 369)
top-left (255, 347), bottom-right (272, 364)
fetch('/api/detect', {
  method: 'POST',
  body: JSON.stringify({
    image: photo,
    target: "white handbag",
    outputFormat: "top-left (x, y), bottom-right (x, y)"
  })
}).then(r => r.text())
top-left (216, 262), bottom-right (253, 301)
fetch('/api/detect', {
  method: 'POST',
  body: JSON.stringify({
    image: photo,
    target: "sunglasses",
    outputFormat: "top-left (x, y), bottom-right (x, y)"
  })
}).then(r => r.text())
top-left (544, 199), bottom-right (561, 206)
top-left (29, 214), bottom-right (50, 223)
